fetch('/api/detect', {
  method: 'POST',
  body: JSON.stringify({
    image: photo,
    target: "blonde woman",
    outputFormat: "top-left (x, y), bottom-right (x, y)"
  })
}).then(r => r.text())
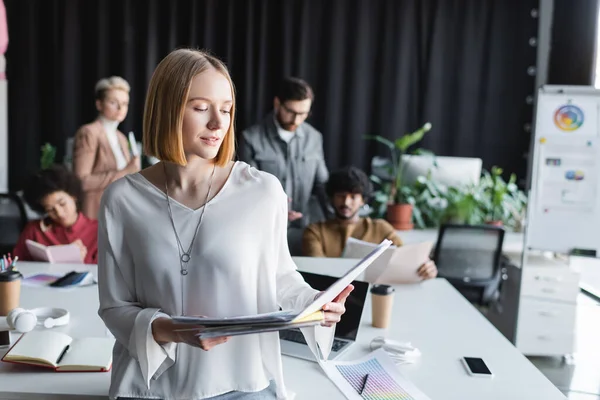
top-left (73, 76), bottom-right (141, 219)
top-left (97, 49), bottom-right (352, 399)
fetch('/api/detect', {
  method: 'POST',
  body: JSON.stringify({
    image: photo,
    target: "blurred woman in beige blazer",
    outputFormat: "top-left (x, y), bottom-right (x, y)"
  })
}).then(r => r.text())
top-left (73, 76), bottom-right (141, 219)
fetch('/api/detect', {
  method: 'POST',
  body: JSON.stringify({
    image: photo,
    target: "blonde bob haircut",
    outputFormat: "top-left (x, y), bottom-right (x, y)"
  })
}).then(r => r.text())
top-left (143, 49), bottom-right (236, 167)
top-left (94, 76), bottom-right (130, 101)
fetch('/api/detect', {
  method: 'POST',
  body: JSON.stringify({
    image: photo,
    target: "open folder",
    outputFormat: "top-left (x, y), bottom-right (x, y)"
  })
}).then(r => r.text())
top-left (172, 239), bottom-right (393, 339)
top-left (343, 237), bottom-right (434, 284)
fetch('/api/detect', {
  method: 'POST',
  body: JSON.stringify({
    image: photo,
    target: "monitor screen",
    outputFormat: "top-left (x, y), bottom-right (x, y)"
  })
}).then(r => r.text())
top-left (402, 154), bottom-right (482, 188)
top-left (298, 271), bottom-right (369, 341)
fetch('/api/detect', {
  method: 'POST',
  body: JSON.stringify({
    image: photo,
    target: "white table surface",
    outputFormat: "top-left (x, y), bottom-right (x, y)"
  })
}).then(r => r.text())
top-left (0, 260), bottom-right (565, 400)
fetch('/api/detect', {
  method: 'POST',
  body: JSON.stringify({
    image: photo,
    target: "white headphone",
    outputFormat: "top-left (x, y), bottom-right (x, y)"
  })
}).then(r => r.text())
top-left (370, 336), bottom-right (422, 364)
top-left (4, 307), bottom-right (70, 333)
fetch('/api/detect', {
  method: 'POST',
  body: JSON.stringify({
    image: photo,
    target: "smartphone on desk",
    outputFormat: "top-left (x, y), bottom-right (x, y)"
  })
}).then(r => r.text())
top-left (461, 357), bottom-right (493, 378)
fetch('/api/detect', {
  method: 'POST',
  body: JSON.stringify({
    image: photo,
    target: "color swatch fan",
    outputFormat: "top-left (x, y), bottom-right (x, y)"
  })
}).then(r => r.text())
top-left (320, 349), bottom-right (431, 400)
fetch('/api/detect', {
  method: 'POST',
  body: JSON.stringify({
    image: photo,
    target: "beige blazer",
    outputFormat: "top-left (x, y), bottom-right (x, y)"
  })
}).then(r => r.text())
top-left (73, 119), bottom-right (135, 219)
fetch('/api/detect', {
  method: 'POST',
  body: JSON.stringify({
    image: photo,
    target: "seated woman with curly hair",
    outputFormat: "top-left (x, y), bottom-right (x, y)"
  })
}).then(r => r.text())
top-left (12, 165), bottom-right (98, 264)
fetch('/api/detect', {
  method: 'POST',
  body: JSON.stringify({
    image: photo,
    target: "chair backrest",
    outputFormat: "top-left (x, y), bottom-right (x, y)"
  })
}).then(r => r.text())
top-left (0, 192), bottom-right (28, 253)
top-left (433, 223), bottom-right (505, 283)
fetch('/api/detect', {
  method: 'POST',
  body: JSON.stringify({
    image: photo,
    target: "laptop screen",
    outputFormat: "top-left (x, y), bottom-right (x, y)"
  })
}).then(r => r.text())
top-left (299, 271), bottom-right (369, 341)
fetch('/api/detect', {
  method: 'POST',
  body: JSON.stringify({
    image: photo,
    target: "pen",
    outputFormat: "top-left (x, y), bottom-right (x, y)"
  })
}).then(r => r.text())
top-left (10, 256), bottom-right (18, 270)
top-left (56, 345), bottom-right (70, 365)
top-left (359, 374), bottom-right (369, 395)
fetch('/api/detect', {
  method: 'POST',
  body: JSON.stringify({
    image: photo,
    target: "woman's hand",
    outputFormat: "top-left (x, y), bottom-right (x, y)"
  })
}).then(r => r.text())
top-left (71, 239), bottom-right (88, 261)
top-left (320, 284), bottom-right (354, 327)
top-left (417, 259), bottom-right (438, 280)
top-left (152, 317), bottom-right (230, 351)
top-left (128, 156), bottom-right (142, 172)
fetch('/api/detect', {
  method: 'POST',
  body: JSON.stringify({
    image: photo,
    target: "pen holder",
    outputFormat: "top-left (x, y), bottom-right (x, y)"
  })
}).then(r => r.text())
top-left (0, 269), bottom-right (23, 316)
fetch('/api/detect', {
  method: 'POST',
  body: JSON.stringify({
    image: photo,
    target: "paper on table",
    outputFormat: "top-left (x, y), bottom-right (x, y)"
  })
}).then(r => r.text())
top-left (22, 273), bottom-right (62, 287)
top-left (319, 348), bottom-right (431, 400)
top-left (344, 238), bottom-right (433, 284)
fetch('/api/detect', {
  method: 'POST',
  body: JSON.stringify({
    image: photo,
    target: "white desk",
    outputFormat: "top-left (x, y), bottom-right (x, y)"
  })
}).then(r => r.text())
top-left (0, 261), bottom-right (565, 400)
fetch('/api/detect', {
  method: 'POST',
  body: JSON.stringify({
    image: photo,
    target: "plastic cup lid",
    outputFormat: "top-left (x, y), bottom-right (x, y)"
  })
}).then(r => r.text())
top-left (370, 284), bottom-right (395, 295)
top-left (0, 270), bottom-right (23, 282)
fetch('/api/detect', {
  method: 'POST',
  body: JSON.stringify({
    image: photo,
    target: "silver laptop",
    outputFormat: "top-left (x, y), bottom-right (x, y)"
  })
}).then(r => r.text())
top-left (280, 271), bottom-right (369, 361)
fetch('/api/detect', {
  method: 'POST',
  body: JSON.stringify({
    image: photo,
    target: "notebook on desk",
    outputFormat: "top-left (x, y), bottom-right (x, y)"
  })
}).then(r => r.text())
top-left (280, 271), bottom-right (369, 362)
top-left (1, 331), bottom-right (114, 372)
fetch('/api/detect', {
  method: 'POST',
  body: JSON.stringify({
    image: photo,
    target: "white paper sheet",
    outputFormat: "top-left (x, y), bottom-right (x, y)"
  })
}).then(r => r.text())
top-left (319, 348), bottom-right (431, 400)
top-left (344, 238), bottom-right (433, 284)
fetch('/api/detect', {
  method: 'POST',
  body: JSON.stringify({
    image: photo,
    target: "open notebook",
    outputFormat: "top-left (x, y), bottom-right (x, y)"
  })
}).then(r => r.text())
top-left (1, 331), bottom-right (114, 372)
top-left (25, 240), bottom-right (83, 264)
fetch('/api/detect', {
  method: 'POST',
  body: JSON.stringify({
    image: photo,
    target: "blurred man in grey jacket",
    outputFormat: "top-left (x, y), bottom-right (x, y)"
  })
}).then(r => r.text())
top-left (240, 77), bottom-right (329, 255)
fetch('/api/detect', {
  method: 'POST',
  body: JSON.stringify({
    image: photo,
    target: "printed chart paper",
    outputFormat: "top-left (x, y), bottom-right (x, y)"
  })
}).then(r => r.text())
top-left (319, 349), bottom-right (431, 400)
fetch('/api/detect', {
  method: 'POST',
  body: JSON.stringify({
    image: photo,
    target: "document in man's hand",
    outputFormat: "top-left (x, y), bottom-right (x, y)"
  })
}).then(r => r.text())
top-left (343, 237), bottom-right (433, 284)
top-left (172, 239), bottom-right (393, 336)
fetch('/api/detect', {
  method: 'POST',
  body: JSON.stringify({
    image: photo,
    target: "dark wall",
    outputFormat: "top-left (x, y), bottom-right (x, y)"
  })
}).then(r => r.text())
top-left (548, 0), bottom-right (599, 85)
top-left (5, 0), bottom-right (539, 190)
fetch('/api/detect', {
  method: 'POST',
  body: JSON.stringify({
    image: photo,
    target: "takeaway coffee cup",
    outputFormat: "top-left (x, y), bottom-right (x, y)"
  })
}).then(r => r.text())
top-left (370, 284), bottom-right (395, 329)
top-left (0, 269), bottom-right (23, 316)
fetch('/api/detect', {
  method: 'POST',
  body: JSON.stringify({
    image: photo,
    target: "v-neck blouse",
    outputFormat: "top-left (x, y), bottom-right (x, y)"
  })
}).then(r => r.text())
top-left (97, 161), bottom-right (333, 400)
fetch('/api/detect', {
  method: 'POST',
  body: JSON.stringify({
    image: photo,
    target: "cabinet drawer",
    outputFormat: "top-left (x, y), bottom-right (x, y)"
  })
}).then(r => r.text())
top-left (521, 267), bottom-right (580, 302)
top-left (517, 298), bottom-right (576, 356)
top-left (518, 299), bottom-right (576, 335)
top-left (517, 330), bottom-right (575, 356)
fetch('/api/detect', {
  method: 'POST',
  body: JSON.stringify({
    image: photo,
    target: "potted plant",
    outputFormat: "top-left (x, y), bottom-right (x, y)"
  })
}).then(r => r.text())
top-left (365, 122), bottom-right (433, 230)
top-left (480, 166), bottom-right (528, 229)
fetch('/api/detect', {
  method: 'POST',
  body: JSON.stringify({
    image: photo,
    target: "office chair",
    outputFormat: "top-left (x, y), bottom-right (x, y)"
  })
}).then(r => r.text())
top-left (433, 223), bottom-right (506, 306)
top-left (0, 193), bottom-right (28, 255)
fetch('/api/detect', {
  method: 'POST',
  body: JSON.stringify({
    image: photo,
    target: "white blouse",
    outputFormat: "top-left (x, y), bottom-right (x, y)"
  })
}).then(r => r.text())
top-left (97, 161), bottom-right (334, 400)
top-left (100, 116), bottom-right (128, 170)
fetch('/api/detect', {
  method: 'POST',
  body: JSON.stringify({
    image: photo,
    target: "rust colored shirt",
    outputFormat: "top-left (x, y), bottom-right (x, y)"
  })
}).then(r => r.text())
top-left (302, 217), bottom-right (403, 257)
top-left (13, 213), bottom-right (98, 264)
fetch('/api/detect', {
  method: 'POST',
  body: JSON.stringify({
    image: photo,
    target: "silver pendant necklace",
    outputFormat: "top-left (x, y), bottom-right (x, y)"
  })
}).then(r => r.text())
top-left (164, 162), bottom-right (216, 276)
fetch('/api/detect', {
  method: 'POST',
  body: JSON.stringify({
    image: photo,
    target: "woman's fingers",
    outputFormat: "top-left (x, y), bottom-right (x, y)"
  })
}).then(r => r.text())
top-left (198, 336), bottom-right (230, 351)
top-left (332, 284), bottom-right (354, 303)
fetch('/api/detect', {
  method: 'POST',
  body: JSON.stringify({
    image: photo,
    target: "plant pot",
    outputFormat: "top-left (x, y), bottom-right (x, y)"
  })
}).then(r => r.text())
top-left (485, 220), bottom-right (503, 227)
top-left (386, 204), bottom-right (414, 230)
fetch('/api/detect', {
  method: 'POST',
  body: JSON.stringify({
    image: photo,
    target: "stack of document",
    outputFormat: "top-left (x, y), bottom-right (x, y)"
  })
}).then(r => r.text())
top-left (174, 310), bottom-right (325, 339)
top-left (173, 239), bottom-right (393, 339)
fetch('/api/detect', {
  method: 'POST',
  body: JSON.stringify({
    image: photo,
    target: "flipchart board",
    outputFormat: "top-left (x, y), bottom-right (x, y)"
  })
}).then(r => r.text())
top-left (525, 85), bottom-right (600, 256)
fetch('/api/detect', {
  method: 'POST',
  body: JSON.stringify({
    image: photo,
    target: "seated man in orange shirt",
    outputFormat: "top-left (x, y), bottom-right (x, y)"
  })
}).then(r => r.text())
top-left (302, 166), bottom-right (437, 280)
top-left (13, 165), bottom-right (98, 264)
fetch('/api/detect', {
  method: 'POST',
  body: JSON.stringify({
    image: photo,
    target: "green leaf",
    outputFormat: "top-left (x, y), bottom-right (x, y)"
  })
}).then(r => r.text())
top-left (364, 135), bottom-right (395, 151)
top-left (370, 174), bottom-right (383, 185)
top-left (394, 122), bottom-right (432, 152)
